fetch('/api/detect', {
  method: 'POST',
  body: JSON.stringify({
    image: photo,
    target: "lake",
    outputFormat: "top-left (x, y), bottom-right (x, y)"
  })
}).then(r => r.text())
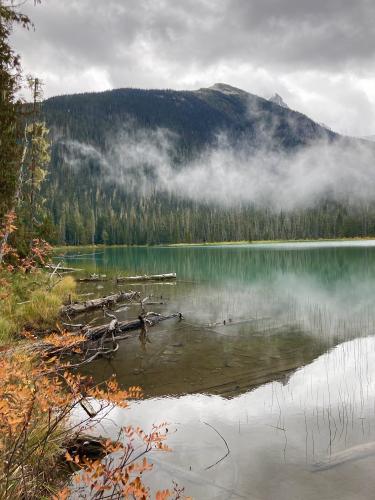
top-left (60, 241), bottom-right (375, 499)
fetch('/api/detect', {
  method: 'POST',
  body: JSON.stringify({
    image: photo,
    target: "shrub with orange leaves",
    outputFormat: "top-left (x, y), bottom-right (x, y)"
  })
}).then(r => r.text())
top-left (19, 238), bottom-right (52, 272)
top-left (0, 210), bottom-right (52, 272)
top-left (42, 329), bottom-right (87, 354)
top-left (0, 347), bottom-right (189, 499)
top-left (0, 210), bottom-right (59, 342)
top-left (0, 211), bottom-right (19, 268)
top-left (0, 215), bottom-right (188, 499)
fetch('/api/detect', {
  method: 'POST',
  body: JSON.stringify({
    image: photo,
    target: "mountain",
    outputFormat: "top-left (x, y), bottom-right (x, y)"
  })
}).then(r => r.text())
top-left (269, 93), bottom-right (289, 109)
top-left (318, 122), bottom-right (332, 132)
top-left (43, 83), bottom-right (337, 155)
top-left (40, 84), bottom-right (373, 246)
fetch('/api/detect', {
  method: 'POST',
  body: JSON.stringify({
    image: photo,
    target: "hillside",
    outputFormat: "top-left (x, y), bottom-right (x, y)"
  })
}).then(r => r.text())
top-left (43, 83), bottom-right (337, 154)
top-left (41, 84), bottom-right (375, 245)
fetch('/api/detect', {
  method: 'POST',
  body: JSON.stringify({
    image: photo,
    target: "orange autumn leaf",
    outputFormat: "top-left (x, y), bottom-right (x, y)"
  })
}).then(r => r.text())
top-left (156, 490), bottom-right (171, 500)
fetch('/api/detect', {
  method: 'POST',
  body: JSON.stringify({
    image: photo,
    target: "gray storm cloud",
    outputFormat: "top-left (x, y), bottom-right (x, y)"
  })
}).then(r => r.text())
top-left (62, 128), bottom-right (375, 211)
top-left (14, 0), bottom-right (375, 74)
top-left (11, 0), bottom-right (375, 135)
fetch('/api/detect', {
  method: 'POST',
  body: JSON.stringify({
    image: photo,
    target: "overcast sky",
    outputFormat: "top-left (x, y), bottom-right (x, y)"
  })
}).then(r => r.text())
top-left (11, 0), bottom-right (375, 136)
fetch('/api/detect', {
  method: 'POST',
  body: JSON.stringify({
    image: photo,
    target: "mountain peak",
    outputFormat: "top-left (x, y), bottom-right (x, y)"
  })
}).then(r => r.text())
top-left (269, 93), bottom-right (289, 109)
top-left (206, 83), bottom-right (248, 96)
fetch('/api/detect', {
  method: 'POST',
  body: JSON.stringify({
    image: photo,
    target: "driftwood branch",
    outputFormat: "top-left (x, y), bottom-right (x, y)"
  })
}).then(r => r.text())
top-left (203, 422), bottom-right (230, 470)
top-left (49, 261), bottom-right (62, 280)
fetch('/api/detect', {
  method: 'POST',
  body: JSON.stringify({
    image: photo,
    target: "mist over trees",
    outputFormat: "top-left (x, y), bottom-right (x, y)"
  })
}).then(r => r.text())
top-left (42, 85), bottom-right (375, 245)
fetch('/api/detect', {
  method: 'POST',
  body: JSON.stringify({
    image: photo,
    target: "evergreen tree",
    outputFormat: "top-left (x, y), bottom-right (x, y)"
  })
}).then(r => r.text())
top-left (0, 2), bottom-right (30, 219)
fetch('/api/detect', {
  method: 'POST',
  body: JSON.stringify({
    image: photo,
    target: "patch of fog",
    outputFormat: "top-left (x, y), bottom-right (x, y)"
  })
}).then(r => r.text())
top-left (60, 123), bottom-right (375, 211)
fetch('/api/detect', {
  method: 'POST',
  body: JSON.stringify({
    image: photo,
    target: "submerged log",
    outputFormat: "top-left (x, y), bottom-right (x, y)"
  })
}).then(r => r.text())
top-left (61, 291), bottom-right (140, 316)
top-left (116, 272), bottom-right (177, 283)
top-left (84, 311), bottom-right (183, 340)
top-left (208, 317), bottom-right (271, 328)
top-left (312, 441), bottom-right (375, 471)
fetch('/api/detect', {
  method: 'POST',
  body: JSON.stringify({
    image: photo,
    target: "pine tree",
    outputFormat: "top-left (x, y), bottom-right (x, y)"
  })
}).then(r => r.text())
top-left (0, 2), bottom-right (30, 220)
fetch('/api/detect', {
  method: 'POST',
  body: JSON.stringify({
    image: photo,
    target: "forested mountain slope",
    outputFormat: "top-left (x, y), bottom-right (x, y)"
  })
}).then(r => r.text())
top-left (41, 84), bottom-right (375, 245)
top-left (44, 83), bottom-right (337, 151)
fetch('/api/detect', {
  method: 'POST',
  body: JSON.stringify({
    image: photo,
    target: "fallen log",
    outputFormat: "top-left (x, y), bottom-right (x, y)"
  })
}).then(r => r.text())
top-left (61, 291), bottom-right (140, 316)
top-left (24, 312), bottom-right (183, 360)
top-left (78, 274), bottom-right (108, 282)
top-left (84, 311), bottom-right (183, 340)
top-left (78, 278), bottom-right (107, 282)
top-left (129, 301), bottom-right (166, 306)
top-left (45, 264), bottom-right (83, 272)
top-left (56, 251), bottom-right (105, 259)
top-left (116, 273), bottom-right (176, 283)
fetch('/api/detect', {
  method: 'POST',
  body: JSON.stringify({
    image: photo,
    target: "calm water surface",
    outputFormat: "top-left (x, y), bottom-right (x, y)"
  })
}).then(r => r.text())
top-left (60, 242), bottom-right (375, 499)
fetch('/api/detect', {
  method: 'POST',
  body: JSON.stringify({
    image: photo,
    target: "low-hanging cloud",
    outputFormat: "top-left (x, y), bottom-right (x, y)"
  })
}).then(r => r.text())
top-left (62, 126), bottom-right (375, 211)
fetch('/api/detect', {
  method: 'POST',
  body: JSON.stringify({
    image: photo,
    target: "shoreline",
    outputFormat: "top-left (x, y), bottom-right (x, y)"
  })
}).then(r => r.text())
top-left (53, 236), bottom-right (375, 253)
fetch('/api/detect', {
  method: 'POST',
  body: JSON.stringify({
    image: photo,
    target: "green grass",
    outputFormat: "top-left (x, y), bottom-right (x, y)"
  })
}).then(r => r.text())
top-left (0, 272), bottom-right (76, 344)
